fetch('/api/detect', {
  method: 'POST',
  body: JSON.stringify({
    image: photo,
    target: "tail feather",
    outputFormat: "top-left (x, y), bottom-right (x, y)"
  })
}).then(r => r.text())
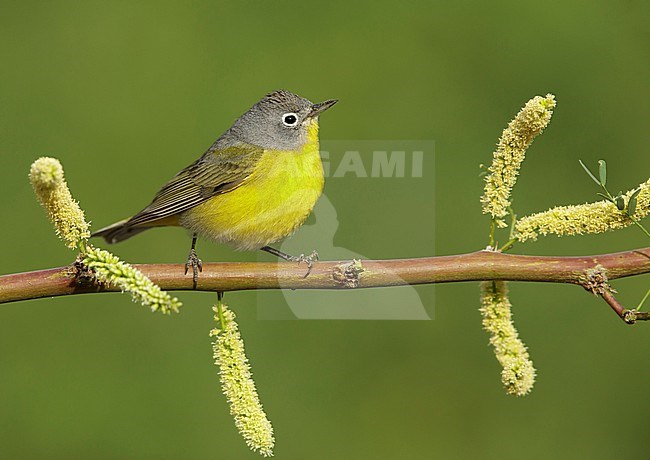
top-left (92, 219), bottom-right (152, 244)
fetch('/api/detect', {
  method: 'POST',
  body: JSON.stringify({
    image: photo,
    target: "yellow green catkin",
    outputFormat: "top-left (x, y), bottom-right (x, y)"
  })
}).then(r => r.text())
top-left (479, 281), bottom-right (535, 396)
top-left (515, 178), bottom-right (650, 241)
top-left (30, 157), bottom-right (181, 314)
top-left (211, 304), bottom-right (274, 457)
top-left (82, 246), bottom-right (181, 314)
top-left (481, 95), bottom-right (556, 227)
top-left (29, 157), bottom-right (90, 248)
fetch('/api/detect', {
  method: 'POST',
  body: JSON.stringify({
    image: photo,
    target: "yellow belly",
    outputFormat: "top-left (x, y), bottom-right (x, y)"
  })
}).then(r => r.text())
top-left (180, 141), bottom-right (324, 251)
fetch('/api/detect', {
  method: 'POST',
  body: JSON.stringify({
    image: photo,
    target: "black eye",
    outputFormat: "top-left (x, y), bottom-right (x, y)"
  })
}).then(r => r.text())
top-left (282, 112), bottom-right (298, 127)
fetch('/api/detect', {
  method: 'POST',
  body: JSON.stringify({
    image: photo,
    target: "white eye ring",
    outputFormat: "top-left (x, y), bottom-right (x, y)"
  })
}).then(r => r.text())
top-left (282, 112), bottom-right (299, 127)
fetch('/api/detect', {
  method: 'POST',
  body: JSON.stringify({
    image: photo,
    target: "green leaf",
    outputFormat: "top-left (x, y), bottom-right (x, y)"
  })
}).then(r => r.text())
top-left (598, 160), bottom-right (607, 186)
top-left (596, 192), bottom-right (612, 202)
top-left (615, 195), bottom-right (625, 211)
top-left (636, 287), bottom-right (650, 311)
top-left (579, 160), bottom-right (601, 186)
top-left (628, 188), bottom-right (642, 216)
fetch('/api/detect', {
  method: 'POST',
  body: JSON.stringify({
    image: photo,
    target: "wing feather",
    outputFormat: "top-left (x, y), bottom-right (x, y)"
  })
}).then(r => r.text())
top-left (125, 143), bottom-right (263, 227)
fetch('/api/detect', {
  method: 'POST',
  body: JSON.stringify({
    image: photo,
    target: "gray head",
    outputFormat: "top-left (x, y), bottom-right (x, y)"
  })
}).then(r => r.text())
top-left (218, 90), bottom-right (337, 150)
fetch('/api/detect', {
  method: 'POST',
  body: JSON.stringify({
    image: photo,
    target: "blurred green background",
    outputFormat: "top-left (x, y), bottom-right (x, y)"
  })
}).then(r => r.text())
top-left (1, 1), bottom-right (649, 458)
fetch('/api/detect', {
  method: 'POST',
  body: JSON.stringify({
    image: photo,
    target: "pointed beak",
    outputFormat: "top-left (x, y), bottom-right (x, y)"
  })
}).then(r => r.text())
top-left (308, 99), bottom-right (338, 118)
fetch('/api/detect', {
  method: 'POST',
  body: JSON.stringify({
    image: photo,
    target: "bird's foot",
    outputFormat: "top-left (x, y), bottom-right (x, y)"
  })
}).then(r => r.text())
top-left (184, 248), bottom-right (203, 289)
top-left (260, 246), bottom-right (319, 278)
top-left (287, 250), bottom-right (319, 278)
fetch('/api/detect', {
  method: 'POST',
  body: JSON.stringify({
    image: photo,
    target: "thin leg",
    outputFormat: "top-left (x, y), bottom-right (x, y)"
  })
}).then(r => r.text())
top-left (261, 246), bottom-right (319, 278)
top-left (184, 233), bottom-right (203, 288)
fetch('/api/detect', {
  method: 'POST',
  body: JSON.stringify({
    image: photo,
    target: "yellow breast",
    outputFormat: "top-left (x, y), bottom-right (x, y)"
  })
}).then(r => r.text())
top-left (180, 121), bottom-right (324, 251)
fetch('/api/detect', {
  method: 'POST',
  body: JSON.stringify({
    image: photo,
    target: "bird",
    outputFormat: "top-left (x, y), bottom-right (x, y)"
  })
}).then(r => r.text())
top-left (92, 90), bottom-right (337, 286)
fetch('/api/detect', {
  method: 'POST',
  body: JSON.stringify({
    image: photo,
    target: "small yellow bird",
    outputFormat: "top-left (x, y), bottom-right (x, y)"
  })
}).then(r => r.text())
top-left (93, 90), bottom-right (337, 283)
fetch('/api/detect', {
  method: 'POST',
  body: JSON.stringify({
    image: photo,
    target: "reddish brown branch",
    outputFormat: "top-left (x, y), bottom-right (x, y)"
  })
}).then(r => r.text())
top-left (600, 290), bottom-right (650, 324)
top-left (601, 290), bottom-right (626, 320)
top-left (1, 247), bottom-right (650, 306)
